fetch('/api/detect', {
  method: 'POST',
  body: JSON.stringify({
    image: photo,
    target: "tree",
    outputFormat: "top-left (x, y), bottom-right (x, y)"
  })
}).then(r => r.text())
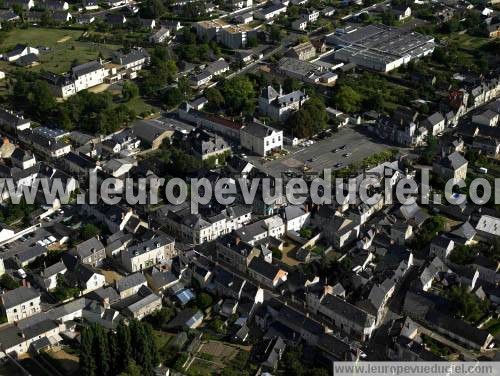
top-left (449, 245), bottom-right (477, 265)
top-left (163, 87), bottom-right (184, 109)
top-left (144, 307), bottom-right (175, 331)
top-left (333, 85), bottom-right (362, 113)
top-left (0, 274), bottom-right (20, 290)
top-left (119, 361), bottom-right (143, 376)
top-left (80, 326), bottom-right (97, 376)
top-left (288, 97), bottom-right (328, 138)
top-left (221, 76), bottom-right (255, 115)
top-left (81, 223), bottom-right (101, 240)
top-left (116, 321), bottom-right (132, 368)
top-left (271, 247), bottom-right (282, 260)
top-left (122, 81), bottom-right (139, 102)
top-left (210, 317), bottom-right (225, 333)
top-left (269, 25), bottom-right (282, 42)
top-left (205, 87), bottom-right (225, 112)
top-left (139, 0), bottom-right (165, 18)
top-left (381, 11), bottom-right (397, 26)
top-left (283, 77), bottom-right (301, 93)
top-left (93, 324), bottom-right (110, 376)
top-left (420, 134), bottom-right (438, 165)
top-left (196, 292), bottom-right (213, 310)
top-left (447, 286), bottom-right (490, 324)
top-left (29, 80), bottom-right (57, 121)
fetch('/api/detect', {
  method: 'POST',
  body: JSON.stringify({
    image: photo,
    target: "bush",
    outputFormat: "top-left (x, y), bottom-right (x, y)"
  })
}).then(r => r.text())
top-left (0, 274), bottom-right (20, 290)
top-left (271, 247), bottom-right (282, 260)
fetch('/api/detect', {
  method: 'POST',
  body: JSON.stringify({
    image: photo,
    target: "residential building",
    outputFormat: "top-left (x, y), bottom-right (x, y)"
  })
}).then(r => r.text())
top-left (307, 291), bottom-right (376, 341)
top-left (121, 233), bottom-right (176, 272)
top-left (286, 41), bottom-right (316, 61)
top-left (430, 235), bottom-right (454, 260)
top-left (392, 4), bottom-right (411, 21)
top-left (149, 27), bottom-right (170, 44)
top-left (220, 24), bottom-right (257, 49)
top-left (423, 112), bottom-right (445, 135)
top-left (432, 152), bottom-right (468, 182)
top-left (2, 44), bottom-right (39, 62)
top-left (216, 234), bottom-right (260, 272)
top-left (292, 17), bottom-right (308, 31)
top-left (248, 257), bottom-right (288, 288)
top-left (116, 273), bottom-right (148, 298)
top-left (472, 109), bottom-right (499, 127)
top-left (258, 85), bottom-right (309, 122)
top-left (240, 122), bottom-right (283, 156)
top-left (254, 3), bottom-right (287, 20)
top-left (72, 237), bottom-right (106, 267)
top-left (0, 108), bottom-right (31, 132)
top-left (0, 287), bottom-right (41, 323)
top-left (112, 47), bottom-right (149, 71)
top-left (205, 58), bottom-right (230, 76)
top-left (188, 128), bottom-right (231, 161)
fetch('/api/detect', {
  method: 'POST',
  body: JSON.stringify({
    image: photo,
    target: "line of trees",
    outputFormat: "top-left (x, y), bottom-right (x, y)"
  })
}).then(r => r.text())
top-left (80, 321), bottom-right (159, 376)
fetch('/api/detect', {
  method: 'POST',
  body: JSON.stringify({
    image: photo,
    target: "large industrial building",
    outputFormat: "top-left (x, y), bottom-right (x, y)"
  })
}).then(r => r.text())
top-left (327, 24), bottom-right (435, 72)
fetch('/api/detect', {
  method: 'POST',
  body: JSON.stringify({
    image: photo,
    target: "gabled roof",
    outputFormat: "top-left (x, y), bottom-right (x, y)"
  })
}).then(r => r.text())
top-left (321, 293), bottom-right (375, 327)
top-left (75, 237), bottom-right (105, 259)
top-left (248, 257), bottom-right (282, 281)
top-left (116, 272), bottom-right (146, 292)
top-left (1, 287), bottom-right (40, 309)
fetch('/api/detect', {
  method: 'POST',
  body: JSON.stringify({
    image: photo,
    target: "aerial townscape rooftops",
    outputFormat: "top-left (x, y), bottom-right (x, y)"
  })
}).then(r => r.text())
top-left (0, 0), bottom-right (498, 374)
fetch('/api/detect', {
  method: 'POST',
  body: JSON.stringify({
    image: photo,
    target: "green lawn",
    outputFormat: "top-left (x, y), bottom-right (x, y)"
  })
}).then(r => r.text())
top-left (124, 96), bottom-right (160, 116)
top-left (0, 27), bottom-right (122, 74)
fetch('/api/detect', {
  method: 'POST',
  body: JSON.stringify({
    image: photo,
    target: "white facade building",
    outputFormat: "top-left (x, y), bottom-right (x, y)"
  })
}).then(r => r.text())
top-left (240, 122), bottom-right (283, 156)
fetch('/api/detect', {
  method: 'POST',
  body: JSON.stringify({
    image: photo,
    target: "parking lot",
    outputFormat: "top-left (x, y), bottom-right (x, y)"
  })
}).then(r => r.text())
top-left (247, 125), bottom-right (397, 177)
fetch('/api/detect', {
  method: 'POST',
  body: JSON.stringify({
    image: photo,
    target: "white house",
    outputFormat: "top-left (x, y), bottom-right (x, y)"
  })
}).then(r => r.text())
top-left (121, 234), bottom-right (176, 272)
top-left (292, 17), bottom-right (308, 31)
top-left (281, 205), bottom-right (310, 232)
top-left (472, 109), bottom-right (499, 127)
top-left (0, 286), bottom-right (41, 323)
top-left (430, 235), bottom-right (454, 260)
top-left (3, 44), bottom-right (39, 62)
top-left (240, 122), bottom-right (283, 156)
top-left (423, 112), bottom-right (445, 135)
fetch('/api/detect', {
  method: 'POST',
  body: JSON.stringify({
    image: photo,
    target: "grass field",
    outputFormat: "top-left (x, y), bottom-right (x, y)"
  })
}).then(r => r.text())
top-left (0, 27), bottom-right (122, 74)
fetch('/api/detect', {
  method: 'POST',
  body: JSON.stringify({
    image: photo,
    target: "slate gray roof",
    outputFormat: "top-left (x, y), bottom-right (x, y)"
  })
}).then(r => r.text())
top-left (425, 309), bottom-right (491, 347)
top-left (122, 233), bottom-right (174, 259)
top-left (431, 235), bottom-right (453, 248)
top-left (217, 234), bottom-right (254, 255)
top-left (261, 85), bottom-right (279, 100)
top-left (71, 60), bottom-right (103, 78)
top-left (241, 122), bottom-right (280, 138)
top-left (437, 151), bottom-right (467, 171)
top-left (75, 237), bottom-right (105, 259)
top-left (116, 272), bottom-right (146, 292)
top-left (205, 59), bottom-right (229, 75)
top-left (0, 108), bottom-right (30, 128)
top-left (321, 293), bottom-right (375, 327)
top-left (451, 221), bottom-right (476, 240)
top-left (0, 287), bottom-right (40, 309)
top-left (16, 244), bottom-right (47, 264)
top-left (113, 48), bottom-right (149, 65)
top-left (248, 257), bottom-right (281, 280)
top-left (131, 119), bottom-right (174, 144)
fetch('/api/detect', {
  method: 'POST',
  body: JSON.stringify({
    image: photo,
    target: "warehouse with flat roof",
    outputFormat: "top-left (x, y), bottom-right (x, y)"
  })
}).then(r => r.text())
top-left (327, 24), bottom-right (435, 72)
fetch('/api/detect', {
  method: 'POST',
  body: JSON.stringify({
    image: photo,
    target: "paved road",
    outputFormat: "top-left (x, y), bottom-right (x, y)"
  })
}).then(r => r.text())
top-left (246, 125), bottom-right (397, 177)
